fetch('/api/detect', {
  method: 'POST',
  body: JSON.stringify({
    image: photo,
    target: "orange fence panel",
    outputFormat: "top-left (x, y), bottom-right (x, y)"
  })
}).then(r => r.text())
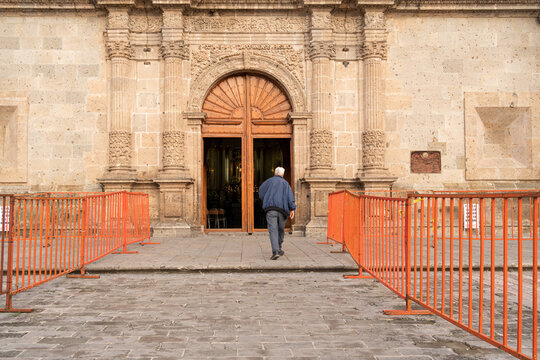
top-left (1, 191), bottom-right (152, 313)
top-left (324, 191), bottom-right (346, 246)
top-left (325, 189), bottom-right (539, 360)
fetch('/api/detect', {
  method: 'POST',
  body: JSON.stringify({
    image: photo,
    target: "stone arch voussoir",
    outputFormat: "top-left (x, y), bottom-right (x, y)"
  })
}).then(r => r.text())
top-left (189, 54), bottom-right (306, 113)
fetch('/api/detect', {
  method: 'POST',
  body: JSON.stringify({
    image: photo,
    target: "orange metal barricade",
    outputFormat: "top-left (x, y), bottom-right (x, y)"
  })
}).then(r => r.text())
top-left (0, 191), bottom-right (152, 312)
top-left (323, 191), bottom-right (346, 247)
top-left (326, 190), bottom-right (539, 360)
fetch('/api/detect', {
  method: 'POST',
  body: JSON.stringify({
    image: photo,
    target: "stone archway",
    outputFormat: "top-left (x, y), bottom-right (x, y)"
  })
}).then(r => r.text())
top-left (189, 52), bottom-right (307, 113)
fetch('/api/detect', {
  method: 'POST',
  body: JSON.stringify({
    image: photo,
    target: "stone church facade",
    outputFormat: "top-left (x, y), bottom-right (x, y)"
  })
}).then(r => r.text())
top-left (0, 0), bottom-right (538, 235)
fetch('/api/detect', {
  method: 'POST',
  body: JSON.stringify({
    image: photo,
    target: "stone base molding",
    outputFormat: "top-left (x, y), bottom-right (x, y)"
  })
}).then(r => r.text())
top-left (362, 129), bottom-right (386, 171)
top-left (301, 177), bottom-right (339, 236)
top-left (153, 179), bottom-right (194, 237)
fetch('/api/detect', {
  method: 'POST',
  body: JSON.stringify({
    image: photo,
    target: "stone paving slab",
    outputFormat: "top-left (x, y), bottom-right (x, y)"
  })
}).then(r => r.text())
top-left (85, 234), bottom-right (358, 272)
top-left (0, 272), bottom-right (516, 360)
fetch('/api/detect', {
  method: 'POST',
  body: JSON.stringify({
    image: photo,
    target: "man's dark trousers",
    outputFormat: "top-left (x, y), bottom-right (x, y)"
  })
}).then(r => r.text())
top-left (266, 210), bottom-right (287, 255)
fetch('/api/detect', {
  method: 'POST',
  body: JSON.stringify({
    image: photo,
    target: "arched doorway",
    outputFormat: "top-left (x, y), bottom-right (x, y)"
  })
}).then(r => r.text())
top-left (202, 73), bottom-right (293, 233)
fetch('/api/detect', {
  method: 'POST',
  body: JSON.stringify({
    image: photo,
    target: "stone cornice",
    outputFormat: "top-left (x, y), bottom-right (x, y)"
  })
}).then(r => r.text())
top-left (0, 0), bottom-right (537, 12)
top-left (0, 0), bottom-right (96, 10)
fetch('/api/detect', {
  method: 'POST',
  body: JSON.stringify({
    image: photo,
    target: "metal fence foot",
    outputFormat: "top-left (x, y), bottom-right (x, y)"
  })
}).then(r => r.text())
top-left (0, 307), bottom-right (33, 313)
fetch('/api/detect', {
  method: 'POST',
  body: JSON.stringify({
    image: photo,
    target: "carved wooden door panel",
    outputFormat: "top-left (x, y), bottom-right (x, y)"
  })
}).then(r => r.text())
top-left (202, 74), bottom-right (292, 232)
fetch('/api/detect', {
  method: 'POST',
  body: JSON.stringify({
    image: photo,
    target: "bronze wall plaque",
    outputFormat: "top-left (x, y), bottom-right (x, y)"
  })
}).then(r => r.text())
top-left (411, 151), bottom-right (441, 173)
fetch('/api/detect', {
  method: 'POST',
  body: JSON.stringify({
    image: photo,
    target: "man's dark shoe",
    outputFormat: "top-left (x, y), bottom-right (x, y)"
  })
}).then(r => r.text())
top-left (270, 253), bottom-right (280, 260)
top-left (278, 249), bottom-right (284, 256)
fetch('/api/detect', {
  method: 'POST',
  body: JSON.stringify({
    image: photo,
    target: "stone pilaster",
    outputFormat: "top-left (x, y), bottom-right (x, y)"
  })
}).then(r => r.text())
top-left (105, 7), bottom-right (134, 178)
top-left (359, 9), bottom-right (396, 191)
top-left (153, 8), bottom-right (194, 237)
top-left (303, 7), bottom-right (339, 235)
top-left (308, 8), bottom-right (335, 175)
top-left (159, 9), bottom-right (188, 175)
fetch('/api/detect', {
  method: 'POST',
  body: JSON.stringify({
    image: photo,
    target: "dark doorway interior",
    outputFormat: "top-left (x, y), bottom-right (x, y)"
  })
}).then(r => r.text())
top-left (253, 138), bottom-right (291, 230)
top-left (204, 138), bottom-right (242, 229)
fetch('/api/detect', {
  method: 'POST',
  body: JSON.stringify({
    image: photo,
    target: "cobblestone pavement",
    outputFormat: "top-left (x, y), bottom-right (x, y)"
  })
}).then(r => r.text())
top-left (0, 272), bottom-right (515, 360)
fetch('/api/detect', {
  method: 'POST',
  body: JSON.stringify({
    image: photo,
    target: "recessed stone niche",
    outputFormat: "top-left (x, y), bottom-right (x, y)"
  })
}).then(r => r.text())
top-left (0, 96), bottom-right (28, 183)
top-left (465, 92), bottom-right (539, 180)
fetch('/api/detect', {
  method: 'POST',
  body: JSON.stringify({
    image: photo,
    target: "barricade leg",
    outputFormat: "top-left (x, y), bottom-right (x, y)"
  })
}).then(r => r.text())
top-left (330, 241), bottom-right (347, 253)
top-left (66, 266), bottom-right (100, 279)
top-left (383, 297), bottom-right (431, 316)
top-left (344, 268), bottom-right (373, 279)
top-left (0, 293), bottom-right (33, 313)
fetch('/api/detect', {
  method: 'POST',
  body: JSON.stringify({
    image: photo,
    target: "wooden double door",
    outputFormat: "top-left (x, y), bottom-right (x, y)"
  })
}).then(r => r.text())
top-left (202, 73), bottom-right (293, 232)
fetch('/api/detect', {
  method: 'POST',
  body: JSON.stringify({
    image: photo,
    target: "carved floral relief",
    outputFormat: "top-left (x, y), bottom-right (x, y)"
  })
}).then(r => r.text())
top-left (191, 44), bottom-right (304, 85)
top-left (109, 130), bottom-right (132, 168)
top-left (162, 131), bottom-right (185, 168)
top-left (107, 10), bottom-right (129, 29)
top-left (310, 129), bottom-right (333, 169)
top-left (363, 12), bottom-right (386, 30)
top-left (186, 16), bottom-right (307, 33)
top-left (362, 129), bottom-right (385, 169)
top-left (129, 14), bottom-right (162, 33)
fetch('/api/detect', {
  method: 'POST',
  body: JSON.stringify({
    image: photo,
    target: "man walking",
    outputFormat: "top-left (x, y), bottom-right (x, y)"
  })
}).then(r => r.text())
top-left (258, 167), bottom-right (296, 260)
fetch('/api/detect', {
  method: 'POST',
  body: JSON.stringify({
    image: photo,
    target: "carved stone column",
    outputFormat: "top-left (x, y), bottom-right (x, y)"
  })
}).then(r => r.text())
top-left (159, 9), bottom-right (188, 175)
top-left (359, 9), bottom-right (396, 191)
top-left (307, 8), bottom-right (335, 174)
top-left (153, 8), bottom-right (194, 237)
top-left (105, 8), bottom-right (134, 178)
top-left (303, 7), bottom-right (339, 235)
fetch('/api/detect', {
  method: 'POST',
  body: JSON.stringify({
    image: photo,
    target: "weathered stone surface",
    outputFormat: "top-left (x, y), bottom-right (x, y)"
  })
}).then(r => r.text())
top-left (0, 3), bottom-right (538, 230)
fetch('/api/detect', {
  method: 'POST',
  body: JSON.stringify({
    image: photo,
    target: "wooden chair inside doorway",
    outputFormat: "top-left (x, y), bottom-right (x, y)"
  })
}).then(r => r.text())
top-left (207, 208), bottom-right (227, 228)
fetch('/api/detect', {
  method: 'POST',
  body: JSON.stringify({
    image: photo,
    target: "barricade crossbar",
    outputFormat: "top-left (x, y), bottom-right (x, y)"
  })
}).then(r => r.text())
top-left (326, 190), bottom-right (538, 360)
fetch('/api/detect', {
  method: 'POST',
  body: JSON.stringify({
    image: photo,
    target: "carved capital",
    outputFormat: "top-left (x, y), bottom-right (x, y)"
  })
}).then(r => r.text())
top-left (162, 131), bottom-right (185, 169)
top-left (362, 129), bottom-right (385, 170)
top-left (360, 41), bottom-right (387, 60)
top-left (106, 40), bottom-right (133, 59)
top-left (308, 41), bottom-right (335, 60)
top-left (109, 130), bottom-right (132, 169)
top-left (310, 129), bottom-right (333, 169)
top-left (364, 11), bottom-right (386, 30)
top-left (160, 40), bottom-right (189, 60)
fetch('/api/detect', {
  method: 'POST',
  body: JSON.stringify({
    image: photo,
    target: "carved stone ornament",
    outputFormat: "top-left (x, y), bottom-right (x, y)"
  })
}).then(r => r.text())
top-left (161, 40), bottom-right (189, 59)
top-left (308, 41), bottom-right (336, 60)
top-left (106, 40), bottom-right (133, 59)
top-left (107, 10), bottom-right (129, 29)
top-left (360, 41), bottom-right (387, 60)
top-left (191, 44), bottom-right (304, 85)
top-left (163, 11), bottom-right (184, 29)
top-left (332, 14), bottom-right (362, 33)
top-left (310, 11), bottom-right (332, 29)
top-left (108, 130), bottom-right (132, 168)
top-left (363, 12), bottom-right (386, 30)
top-left (310, 129), bottom-right (333, 169)
top-left (186, 15), bottom-right (307, 33)
top-left (162, 131), bottom-right (185, 168)
top-left (362, 129), bottom-right (385, 170)
top-left (129, 13), bottom-right (162, 33)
